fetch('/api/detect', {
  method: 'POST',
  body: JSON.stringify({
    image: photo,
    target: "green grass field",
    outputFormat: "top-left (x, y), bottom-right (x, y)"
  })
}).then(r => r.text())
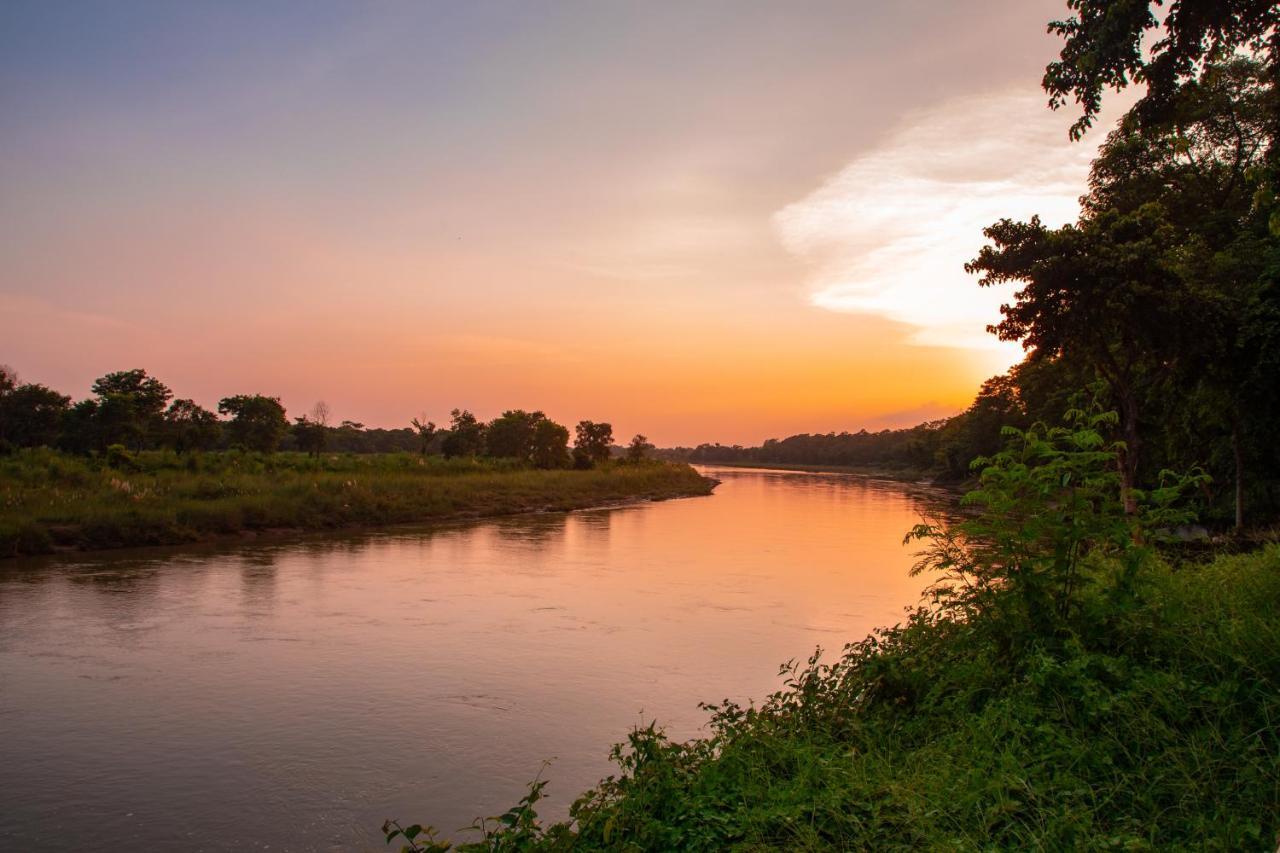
top-left (0, 449), bottom-right (715, 557)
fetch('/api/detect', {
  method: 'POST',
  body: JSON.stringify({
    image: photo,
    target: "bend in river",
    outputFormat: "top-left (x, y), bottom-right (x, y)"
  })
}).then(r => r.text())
top-left (0, 467), bottom-right (951, 852)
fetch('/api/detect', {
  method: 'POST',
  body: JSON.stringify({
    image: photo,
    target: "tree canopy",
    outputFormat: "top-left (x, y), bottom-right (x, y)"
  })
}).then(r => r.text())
top-left (1044, 0), bottom-right (1279, 140)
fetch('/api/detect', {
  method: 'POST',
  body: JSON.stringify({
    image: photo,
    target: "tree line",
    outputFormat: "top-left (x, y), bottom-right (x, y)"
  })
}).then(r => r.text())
top-left (676, 1), bottom-right (1280, 530)
top-left (0, 366), bottom-right (653, 469)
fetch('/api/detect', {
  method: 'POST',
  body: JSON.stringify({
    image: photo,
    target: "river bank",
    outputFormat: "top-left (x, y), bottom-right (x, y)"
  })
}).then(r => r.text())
top-left (692, 460), bottom-right (969, 500)
top-left (0, 449), bottom-right (716, 558)
top-left (417, 544), bottom-right (1278, 850)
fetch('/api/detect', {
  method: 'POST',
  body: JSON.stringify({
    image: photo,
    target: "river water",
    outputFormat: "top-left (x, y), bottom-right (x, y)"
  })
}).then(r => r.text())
top-left (0, 466), bottom-right (949, 851)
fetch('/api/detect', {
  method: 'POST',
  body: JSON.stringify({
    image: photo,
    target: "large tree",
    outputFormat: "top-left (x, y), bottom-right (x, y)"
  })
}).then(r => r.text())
top-left (573, 421), bottom-right (614, 468)
top-left (1083, 58), bottom-right (1277, 527)
top-left (1044, 0), bottom-right (1279, 141)
top-left (530, 418), bottom-right (571, 469)
top-left (0, 382), bottom-right (70, 449)
top-left (973, 52), bottom-right (1279, 523)
top-left (441, 409), bottom-right (485, 458)
top-left (218, 395), bottom-right (289, 452)
top-left (485, 410), bottom-right (547, 460)
top-left (90, 369), bottom-right (173, 449)
top-left (967, 204), bottom-right (1190, 513)
top-left (160, 398), bottom-right (221, 453)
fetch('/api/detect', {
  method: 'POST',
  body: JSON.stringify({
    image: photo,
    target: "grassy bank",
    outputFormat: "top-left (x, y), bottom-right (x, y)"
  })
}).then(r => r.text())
top-left (388, 546), bottom-right (1280, 851)
top-left (388, 417), bottom-right (1279, 851)
top-left (0, 449), bottom-right (716, 558)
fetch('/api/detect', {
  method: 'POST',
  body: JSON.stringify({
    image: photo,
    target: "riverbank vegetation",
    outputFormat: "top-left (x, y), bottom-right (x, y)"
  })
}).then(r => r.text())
top-left (0, 361), bottom-right (704, 557)
top-left (388, 407), bottom-right (1279, 851)
top-left (0, 449), bottom-right (713, 558)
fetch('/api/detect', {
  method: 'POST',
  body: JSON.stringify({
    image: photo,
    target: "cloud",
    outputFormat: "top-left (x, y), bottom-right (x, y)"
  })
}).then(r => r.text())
top-left (773, 88), bottom-right (1112, 352)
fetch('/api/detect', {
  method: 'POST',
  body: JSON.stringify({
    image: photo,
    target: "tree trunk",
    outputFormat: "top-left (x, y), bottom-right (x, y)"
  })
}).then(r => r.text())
top-left (1232, 415), bottom-right (1245, 531)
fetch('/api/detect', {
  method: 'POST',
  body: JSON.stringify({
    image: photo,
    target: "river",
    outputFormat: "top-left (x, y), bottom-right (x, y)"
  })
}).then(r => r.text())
top-left (0, 466), bottom-right (950, 851)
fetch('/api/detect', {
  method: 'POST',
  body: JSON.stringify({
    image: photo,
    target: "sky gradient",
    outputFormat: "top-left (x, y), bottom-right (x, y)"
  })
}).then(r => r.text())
top-left (1, 1), bottom-right (1118, 445)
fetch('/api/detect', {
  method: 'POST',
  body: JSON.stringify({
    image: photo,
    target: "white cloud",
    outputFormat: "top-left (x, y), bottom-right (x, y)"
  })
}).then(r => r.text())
top-left (774, 89), bottom-right (1114, 352)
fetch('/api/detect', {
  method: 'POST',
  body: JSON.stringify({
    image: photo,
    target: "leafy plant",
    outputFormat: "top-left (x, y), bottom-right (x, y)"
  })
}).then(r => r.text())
top-left (906, 398), bottom-right (1204, 655)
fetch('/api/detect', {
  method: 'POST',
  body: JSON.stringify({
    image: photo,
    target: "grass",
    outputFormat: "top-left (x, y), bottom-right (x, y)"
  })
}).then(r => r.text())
top-left (0, 448), bottom-right (716, 557)
top-left (393, 545), bottom-right (1280, 852)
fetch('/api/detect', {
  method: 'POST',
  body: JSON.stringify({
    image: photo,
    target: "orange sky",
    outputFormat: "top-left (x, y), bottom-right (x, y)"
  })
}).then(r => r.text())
top-left (1, 1), bottom-right (1120, 445)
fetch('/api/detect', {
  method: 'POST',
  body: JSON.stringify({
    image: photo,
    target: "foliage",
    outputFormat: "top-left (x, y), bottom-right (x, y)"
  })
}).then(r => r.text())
top-left (1043, 0), bottom-right (1279, 140)
top-left (292, 415), bottom-right (327, 457)
top-left (218, 394), bottom-right (289, 452)
top-left (0, 381), bottom-right (70, 449)
top-left (162, 398), bottom-right (221, 453)
top-left (530, 418), bottom-right (571, 470)
top-left (0, 449), bottom-right (714, 558)
top-left (574, 421), bottom-right (614, 468)
top-left (482, 410), bottom-right (572, 470)
top-left (89, 368), bottom-right (173, 449)
top-left (907, 403), bottom-right (1202, 655)
top-left (442, 409), bottom-right (486, 459)
top-left (625, 434), bottom-right (653, 462)
top-left (410, 418), bottom-right (438, 456)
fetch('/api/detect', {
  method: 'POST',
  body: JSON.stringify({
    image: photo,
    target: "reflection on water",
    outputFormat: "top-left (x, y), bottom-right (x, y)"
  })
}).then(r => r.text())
top-left (0, 467), bottom-right (950, 852)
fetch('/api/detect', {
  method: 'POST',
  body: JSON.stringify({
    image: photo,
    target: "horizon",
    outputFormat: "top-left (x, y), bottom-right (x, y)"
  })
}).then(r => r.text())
top-left (2, 1), bottom-right (1120, 445)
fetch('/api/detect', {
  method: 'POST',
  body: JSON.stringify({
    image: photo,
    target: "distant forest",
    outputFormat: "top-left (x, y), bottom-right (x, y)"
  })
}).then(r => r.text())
top-left (661, 360), bottom-right (1083, 483)
top-left (0, 365), bottom-right (653, 470)
top-left (669, 54), bottom-right (1280, 531)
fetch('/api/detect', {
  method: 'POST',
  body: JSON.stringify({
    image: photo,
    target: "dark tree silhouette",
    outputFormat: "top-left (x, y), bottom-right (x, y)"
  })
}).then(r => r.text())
top-left (441, 409), bottom-right (485, 458)
top-left (162, 398), bottom-right (221, 453)
top-left (573, 421), bottom-right (613, 468)
top-left (218, 395), bottom-right (289, 452)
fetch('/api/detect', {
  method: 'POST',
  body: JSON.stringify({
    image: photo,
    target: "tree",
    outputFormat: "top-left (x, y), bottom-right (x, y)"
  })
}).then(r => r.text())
top-left (1053, 57), bottom-right (1279, 528)
top-left (530, 418), bottom-right (571, 469)
top-left (89, 368), bottom-right (173, 449)
top-left (626, 434), bottom-right (654, 462)
top-left (967, 205), bottom-right (1190, 513)
top-left (58, 399), bottom-right (101, 454)
top-left (485, 410), bottom-right (547, 460)
top-left (1043, 0), bottom-right (1279, 141)
top-left (441, 409), bottom-right (485, 458)
top-left (932, 374), bottom-right (1027, 479)
top-left (0, 382), bottom-right (70, 449)
top-left (161, 398), bottom-right (221, 453)
top-left (1084, 59), bottom-right (1278, 528)
top-left (218, 395), bottom-right (288, 452)
top-left (573, 421), bottom-right (613, 468)
top-left (292, 417), bottom-right (326, 457)
top-left (410, 417), bottom-right (437, 456)
top-left (292, 402), bottom-right (329, 458)
top-left (908, 403), bottom-right (1201, 654)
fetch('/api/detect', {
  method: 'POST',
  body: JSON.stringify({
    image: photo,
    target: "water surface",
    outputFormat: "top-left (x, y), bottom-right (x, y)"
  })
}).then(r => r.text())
top-left (0, 467), bottom-right (948, 851)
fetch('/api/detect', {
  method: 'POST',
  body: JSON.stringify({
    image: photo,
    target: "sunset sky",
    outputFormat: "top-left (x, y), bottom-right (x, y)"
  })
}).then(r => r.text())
top-left (0, 1), bottom-right (1123, 445)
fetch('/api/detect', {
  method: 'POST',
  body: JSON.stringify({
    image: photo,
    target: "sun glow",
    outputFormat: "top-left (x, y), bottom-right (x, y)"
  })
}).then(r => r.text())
top-left (774, 89), bottom-right (1118, 357)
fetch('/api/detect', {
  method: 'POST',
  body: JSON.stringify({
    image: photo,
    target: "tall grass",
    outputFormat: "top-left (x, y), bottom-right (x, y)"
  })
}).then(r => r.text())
top-left (0, 449), bottom-right (715, 557)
